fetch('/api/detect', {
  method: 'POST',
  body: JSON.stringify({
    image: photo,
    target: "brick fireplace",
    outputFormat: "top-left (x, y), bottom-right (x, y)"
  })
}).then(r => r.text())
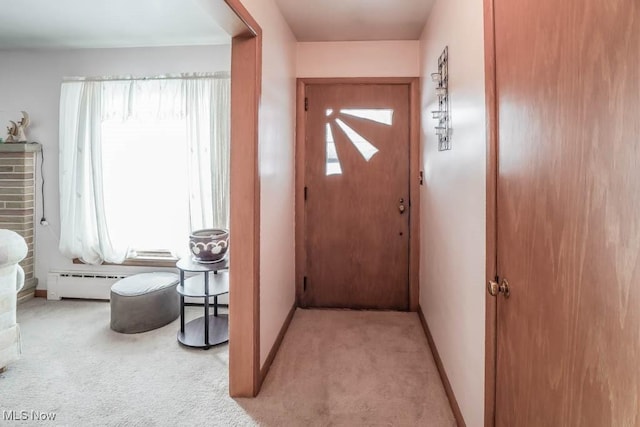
top-left (0, 143), bottom-right (41, 300)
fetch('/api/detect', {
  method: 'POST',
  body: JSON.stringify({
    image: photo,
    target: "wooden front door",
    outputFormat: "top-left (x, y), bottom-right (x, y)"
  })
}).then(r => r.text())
top-left (493, 0), bottom-right (640, 425)
top-left (302, 83), bottom-right (410, 310)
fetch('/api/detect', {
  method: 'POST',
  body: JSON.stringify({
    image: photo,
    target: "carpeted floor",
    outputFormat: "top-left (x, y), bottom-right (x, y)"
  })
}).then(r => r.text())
top-left (1, 299), bottom-right (455, 426)
top-left (237, 309), bottom-right (456, 426)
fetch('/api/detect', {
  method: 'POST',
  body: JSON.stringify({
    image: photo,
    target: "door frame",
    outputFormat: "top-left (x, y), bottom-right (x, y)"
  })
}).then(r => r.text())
top-left (295, 78), bottom-right (421, 311)
top-left (483, 0), bottom-right (498, 424)
top-left (218, 0), bottom-right (262, 398)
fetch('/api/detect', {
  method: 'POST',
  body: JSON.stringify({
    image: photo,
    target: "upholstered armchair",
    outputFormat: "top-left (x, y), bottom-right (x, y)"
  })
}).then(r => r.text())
top-left (0, 229), bottom-right (27, 372)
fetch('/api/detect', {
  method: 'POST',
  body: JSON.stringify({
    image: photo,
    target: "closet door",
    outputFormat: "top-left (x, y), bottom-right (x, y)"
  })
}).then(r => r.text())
top-left (493, 0), bottom-right (640, 425)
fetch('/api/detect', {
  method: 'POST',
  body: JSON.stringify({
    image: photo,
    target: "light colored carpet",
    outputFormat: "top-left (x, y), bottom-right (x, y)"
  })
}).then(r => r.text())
top-left (1, 300), bottom-right (455, 426)
top-left (1, 298), bottom-right (251, 426)
top-left (238, 309), bottom-right (456, 426)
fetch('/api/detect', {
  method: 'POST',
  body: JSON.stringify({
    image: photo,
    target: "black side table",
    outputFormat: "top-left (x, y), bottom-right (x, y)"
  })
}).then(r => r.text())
top-left (176, 257), bottom-right (229, 349)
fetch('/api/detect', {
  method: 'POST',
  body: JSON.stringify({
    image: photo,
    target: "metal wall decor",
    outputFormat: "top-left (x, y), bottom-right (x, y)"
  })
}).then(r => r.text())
top-left (431, 46), bottom-right (450, 151)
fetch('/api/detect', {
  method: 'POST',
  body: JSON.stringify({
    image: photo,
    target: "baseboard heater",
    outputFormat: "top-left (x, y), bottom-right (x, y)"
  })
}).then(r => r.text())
top-left (47, 271), bottom-right (126, 301)
top-left (46, 271), bottom-right (230, 305)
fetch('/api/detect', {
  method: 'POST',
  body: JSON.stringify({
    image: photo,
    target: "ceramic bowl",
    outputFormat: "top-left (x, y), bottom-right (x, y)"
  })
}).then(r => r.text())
top-left (189, 228), bottom-right (229, 263)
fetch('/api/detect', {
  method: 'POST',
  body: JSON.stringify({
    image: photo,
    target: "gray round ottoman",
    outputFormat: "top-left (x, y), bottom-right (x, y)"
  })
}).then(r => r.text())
top-left (110, 272), bottom-right (180, 334)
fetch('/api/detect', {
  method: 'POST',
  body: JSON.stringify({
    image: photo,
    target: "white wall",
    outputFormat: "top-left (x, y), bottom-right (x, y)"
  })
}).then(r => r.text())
top-left (419, 0), bottom-right (486, 425)
top-left (297, 41), bottom-right (420, 77)
top-left (240, 0), bottom-right (297, 367)
top-left (0, 45), bottom-right (231, 287)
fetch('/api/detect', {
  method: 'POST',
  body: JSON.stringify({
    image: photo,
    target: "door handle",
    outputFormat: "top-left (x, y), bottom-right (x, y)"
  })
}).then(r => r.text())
top-left (399, 198), bottom-right (406, 214)
top-left (488, 278), bottom-right (510, 298)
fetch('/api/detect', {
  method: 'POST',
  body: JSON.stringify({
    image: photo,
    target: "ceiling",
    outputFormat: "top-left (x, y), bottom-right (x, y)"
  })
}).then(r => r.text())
top-left (0, 0), bottom-right (436, 49)
top-left (0, 0), bottom-right (233, 49)
top-left (274, 0), bottom-right (435, 41)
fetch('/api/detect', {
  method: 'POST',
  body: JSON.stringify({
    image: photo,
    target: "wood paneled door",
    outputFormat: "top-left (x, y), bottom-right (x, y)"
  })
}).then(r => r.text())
top-left (300, 83), bottom-right (411, 310)
top-left (488, 0), bottom-right (640, 424)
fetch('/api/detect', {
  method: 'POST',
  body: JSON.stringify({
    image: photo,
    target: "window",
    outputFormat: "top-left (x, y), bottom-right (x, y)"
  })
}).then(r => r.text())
top-left (59, 73), bottom-right (230, 265)
top-left (101, 117), bottom-right (190, 258)
top-left (323, 109), bottom-right (392, 176)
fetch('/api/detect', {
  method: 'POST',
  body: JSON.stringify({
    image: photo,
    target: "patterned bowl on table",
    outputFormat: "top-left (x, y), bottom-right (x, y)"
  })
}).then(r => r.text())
top-left (189, 228), bottom-right (229, 263)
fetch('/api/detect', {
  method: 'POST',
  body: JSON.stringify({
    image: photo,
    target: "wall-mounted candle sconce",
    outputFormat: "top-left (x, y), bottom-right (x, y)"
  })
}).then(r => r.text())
top-left (431, 46), bottom-right (450, 151)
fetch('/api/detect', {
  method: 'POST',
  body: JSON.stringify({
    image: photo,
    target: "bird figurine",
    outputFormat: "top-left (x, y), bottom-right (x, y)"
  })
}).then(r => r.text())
top-left (15, 111), bottom-right (29, 142)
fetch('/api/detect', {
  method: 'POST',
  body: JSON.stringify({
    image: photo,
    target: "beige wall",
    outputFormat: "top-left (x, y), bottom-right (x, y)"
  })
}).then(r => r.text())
top-left (297, 41), bottom-right (420, 77)
top-left (419, 0), bottom-right (486, 425)
top-left (240, 0), bottom-right (297, 367)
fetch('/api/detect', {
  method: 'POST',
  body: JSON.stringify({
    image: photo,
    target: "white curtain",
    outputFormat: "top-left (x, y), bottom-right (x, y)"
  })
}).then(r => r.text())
top-left (184, 76), bottom-right (230, 230)
top-left (59, 81), bottom-right (127, 264)
top-left (59, 73), bottom-right (230, 264)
